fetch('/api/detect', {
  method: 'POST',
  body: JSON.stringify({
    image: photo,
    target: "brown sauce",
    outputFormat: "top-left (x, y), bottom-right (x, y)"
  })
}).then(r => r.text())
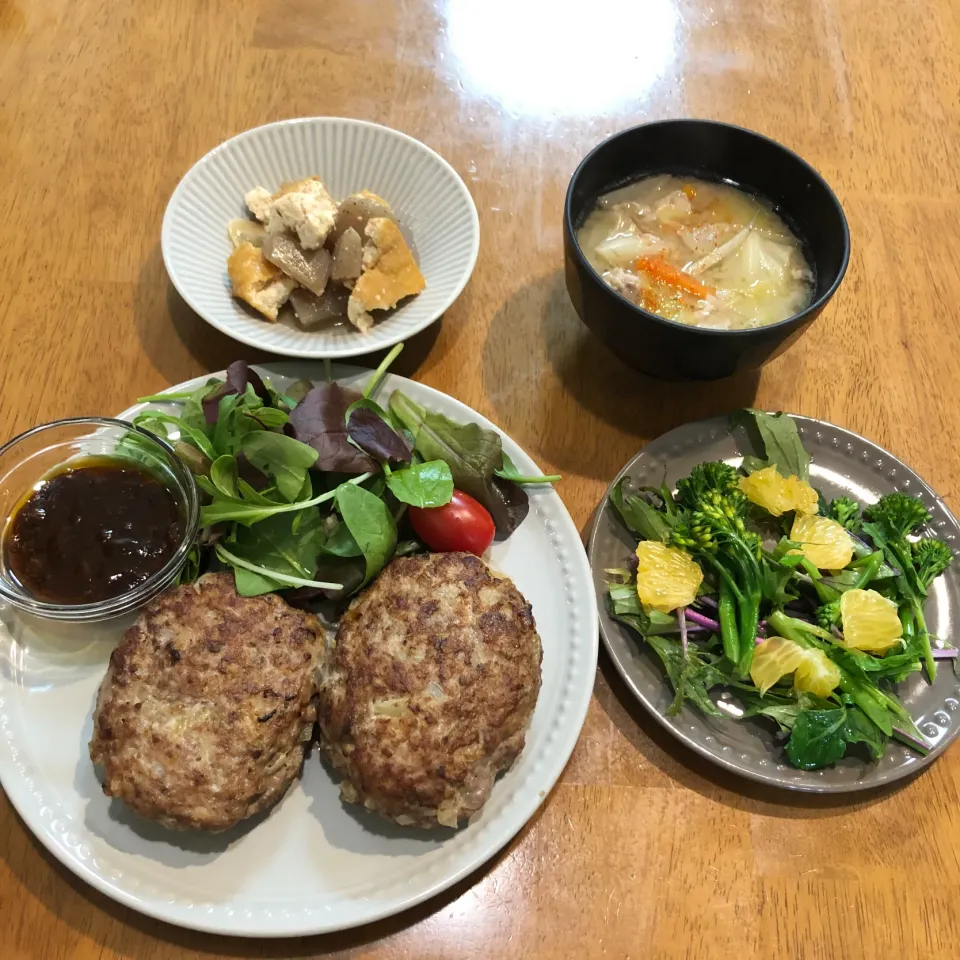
top-left (2, 457), bottom-right (184, 605)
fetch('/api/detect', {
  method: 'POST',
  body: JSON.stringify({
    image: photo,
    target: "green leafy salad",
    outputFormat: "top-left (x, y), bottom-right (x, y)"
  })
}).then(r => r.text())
top-left (606, 409), bottom-right (958, 770)
top-left (126, 346), bottom-right (556, 605)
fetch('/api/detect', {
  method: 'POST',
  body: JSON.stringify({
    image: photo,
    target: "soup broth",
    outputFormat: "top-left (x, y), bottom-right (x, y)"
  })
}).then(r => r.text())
top-left (577, 174), bottom-right (814, 329)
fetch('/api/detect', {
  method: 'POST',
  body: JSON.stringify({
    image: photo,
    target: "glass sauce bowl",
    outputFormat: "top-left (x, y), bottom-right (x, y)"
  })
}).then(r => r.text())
top-left (0, 418), bottom-right (199, 623)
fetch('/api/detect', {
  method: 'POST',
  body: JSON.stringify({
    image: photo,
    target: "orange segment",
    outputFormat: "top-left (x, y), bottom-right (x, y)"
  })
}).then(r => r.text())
top-left (750, 637), bottom-right (805, 694)
top-left (635, 541), bottom-right (703, 614)
top-left (840, 589), bottom-right (903, 654)
top-left (750, 637), bottom-right (841, 697)
top-left (792, 649), bottom-right (843, 697)
top-left (789, 514), bottom-right (854, 570)
top-left (738, 466), bottom-right (819, 517)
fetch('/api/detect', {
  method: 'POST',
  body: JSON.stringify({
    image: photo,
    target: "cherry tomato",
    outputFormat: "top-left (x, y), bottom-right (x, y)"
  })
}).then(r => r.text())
top-left (409, 489), bottom-right (495, 556)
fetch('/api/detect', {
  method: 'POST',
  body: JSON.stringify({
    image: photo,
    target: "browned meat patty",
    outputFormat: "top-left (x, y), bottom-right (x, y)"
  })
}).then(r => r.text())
top-left (317, 552), bottom-right (542, 828)
top-left (89, 572), bottom-right (324, 831)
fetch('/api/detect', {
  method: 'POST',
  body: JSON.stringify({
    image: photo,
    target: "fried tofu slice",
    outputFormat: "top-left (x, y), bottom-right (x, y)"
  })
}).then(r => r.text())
top-left (352, 190), bottom-right (394, 212)
top-left (244, 177), bottom-right (338, 250)
top-left (346, 218), bottom-right (426, 333)
top-left (227, 242), bottom-right (297, 322)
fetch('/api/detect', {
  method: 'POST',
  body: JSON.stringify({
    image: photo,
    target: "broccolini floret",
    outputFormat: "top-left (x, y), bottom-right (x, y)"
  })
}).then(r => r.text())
top-left (674, 461), bottom-right (740, 510)
top-left (912, 538), bottom-right (952, 589)
top-left (816, 600), bottom-right (842, 630)
top-left (863, 492), bottom-right (931, 540)
top-left (669, 461), bottom-right (763, 676)
top-left (828, 496), bottom-right (862, 532)
top-left (862, 492), bottom-right (947, 682)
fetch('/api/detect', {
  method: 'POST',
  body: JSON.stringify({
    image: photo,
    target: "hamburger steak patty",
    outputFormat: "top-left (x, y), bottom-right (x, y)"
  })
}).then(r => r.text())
top-left (89, 572), bottom-right (324, 831)
top-left (317, 552), bottom-right (542, 828)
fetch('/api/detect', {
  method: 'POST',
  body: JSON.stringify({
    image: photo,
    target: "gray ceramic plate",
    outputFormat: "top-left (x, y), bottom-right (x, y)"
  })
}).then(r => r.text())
top-left (589, 413), bottom-right (960, 792)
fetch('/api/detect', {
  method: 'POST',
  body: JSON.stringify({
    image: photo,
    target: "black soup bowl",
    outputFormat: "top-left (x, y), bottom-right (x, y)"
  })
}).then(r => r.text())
top-left (564, 119), bottom-right (850, 381)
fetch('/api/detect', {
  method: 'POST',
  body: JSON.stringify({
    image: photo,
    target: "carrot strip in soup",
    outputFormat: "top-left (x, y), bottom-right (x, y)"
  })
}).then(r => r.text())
top-left (634, 255), bottom-right (714, 299)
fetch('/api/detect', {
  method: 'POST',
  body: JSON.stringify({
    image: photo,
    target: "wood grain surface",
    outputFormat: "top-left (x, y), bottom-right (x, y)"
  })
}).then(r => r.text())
top-left (2, 0), bottom-right (960, 957)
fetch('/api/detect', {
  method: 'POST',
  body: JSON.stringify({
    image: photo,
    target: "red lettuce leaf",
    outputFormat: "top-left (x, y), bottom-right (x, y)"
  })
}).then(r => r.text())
top-left (202, 383), bottom-right (232, 424)
top-left (227, 360), bottom-right (269, 403)
top-left (288, 383), bottom-right (377, 474)
top-left (202, 360), bottom-right (271, 423)
top-left (490, 475), bottom-right (529, 540)
top-left (346, 407), bottom-right (412, 463)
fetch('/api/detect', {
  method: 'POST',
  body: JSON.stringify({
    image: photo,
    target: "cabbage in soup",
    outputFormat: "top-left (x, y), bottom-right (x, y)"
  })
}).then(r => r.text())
top-left (577, 174), bottom-right (814, 329)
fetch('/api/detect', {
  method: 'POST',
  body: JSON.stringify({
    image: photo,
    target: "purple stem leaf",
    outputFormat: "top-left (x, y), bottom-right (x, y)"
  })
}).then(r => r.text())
top-left (678, 606), bottom-right (689, 660)
top-left (683, 607), bottom-right (768, 647)
top-left (684, 609), bottom-right (722, 632)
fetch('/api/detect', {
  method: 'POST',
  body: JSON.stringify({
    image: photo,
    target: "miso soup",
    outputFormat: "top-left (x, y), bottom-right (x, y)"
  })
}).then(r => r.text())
top-left (577, 174), bottom-right (814, 329)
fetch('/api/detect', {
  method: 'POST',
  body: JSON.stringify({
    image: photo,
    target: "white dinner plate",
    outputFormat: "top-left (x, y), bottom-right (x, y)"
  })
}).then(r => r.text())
top-left (0, 364), bottom-right (597, 937)
top-left (161, 118), bottom-right (480, 359)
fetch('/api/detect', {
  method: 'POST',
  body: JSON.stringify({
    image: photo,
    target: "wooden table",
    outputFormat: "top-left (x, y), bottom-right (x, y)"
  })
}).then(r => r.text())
top-left (3, 0), bottom-right (960, 956)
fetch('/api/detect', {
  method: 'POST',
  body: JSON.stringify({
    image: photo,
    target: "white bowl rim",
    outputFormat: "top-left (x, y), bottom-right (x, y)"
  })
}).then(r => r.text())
top-left (160, 116), bottom-right (481, 359)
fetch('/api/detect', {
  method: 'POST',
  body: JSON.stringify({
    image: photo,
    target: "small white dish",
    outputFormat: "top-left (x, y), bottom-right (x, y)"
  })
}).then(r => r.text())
top-left (161, 118), bottom-right (480, 358)
top-left (0, 364), bottom-right (597, 937)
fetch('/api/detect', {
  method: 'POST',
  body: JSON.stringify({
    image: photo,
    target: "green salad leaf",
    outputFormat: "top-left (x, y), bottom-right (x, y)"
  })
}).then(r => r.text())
top-left (784, 706), bottom-right (887, 769)
top-left (335, 482), bottom-right (397, 584)
top-left (389, 390), bottom-right (530, 536)
top-left (320, 519), bottom-right (364, 558)
top-left (224, 511), bottom-right (327, 596)
top-left (644, 634), bottom-right (725, 718)
top-left (609, 477), bottom-right (674, 542)
top-left (735, 409), bottom-right (810, 480)
top-left (209, 455), bottom-right (239, 498)
top-left (389, 391), bottom-right (502, 487)
top-left (240, 431), bottom-right (319, 502)
top-left (740, 697), bottom-right (804, 732)
top-left (385, 460), bottom-right (454, 508)
top-left (607, 583), bottom-right (677, 636)
top-left (134, 411), bottom-right (217, 462)
top-left (739, 455), bottom-right (770, 475)
top-left (784, 708), bottom-right (849, 768)
top-left (494, 452), bottom-right (560, 485)
top-left (199, 474), bottom-right (370, 527)
top-left (245, 407), bottom-right (289, 429)
top-left (236, 477), bottom-right (282, 506)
